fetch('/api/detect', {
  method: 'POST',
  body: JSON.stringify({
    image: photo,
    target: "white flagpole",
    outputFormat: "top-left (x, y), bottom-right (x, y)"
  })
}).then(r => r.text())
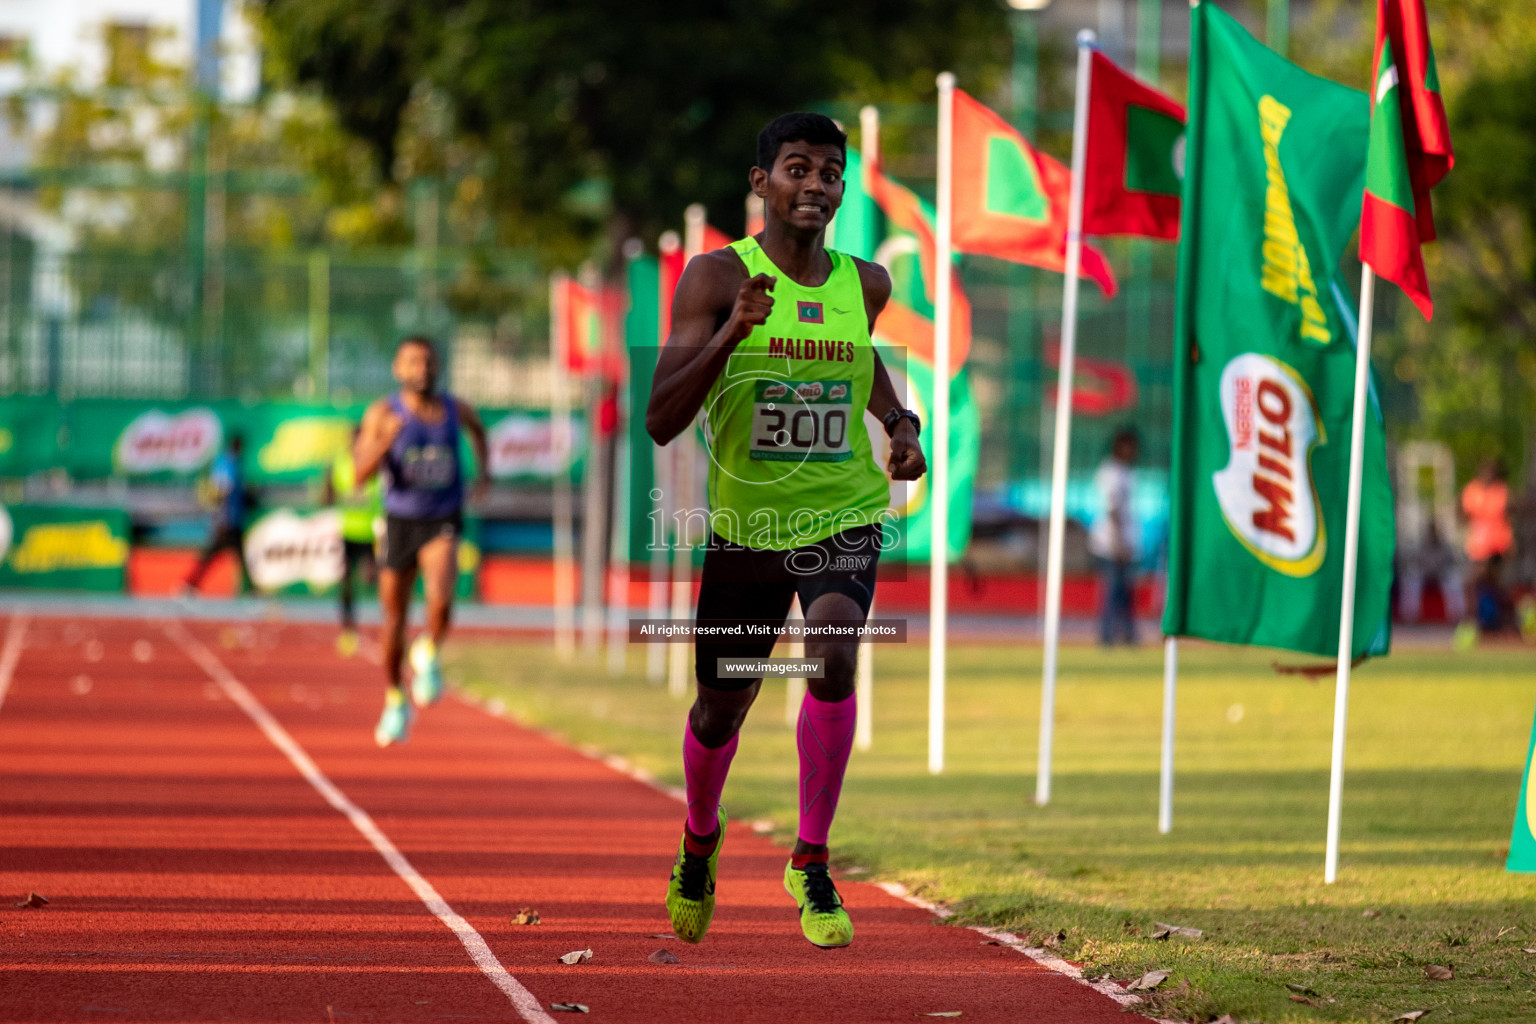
top-left (648, 231), bottom-right (682, 682)
top-left (579, 265), bottom-right (608, 658)
top-left (550, 271), bottom-right (577, 660)
top-left (1037, 29), bottom-right (1096, 806)
top-left (929, 72), bottom-right (956, 776)
top-left (606, 381), bottom-right (631, 674)
top-left (858, 103), bottom-right (881, 755)
top-left (1325, 265), bottom-right (1376, 883)
top-left (1158, 635), bottom-right (1178, 832)
top-left (607, 243), bottom-right (641, 676)
top-left (667, 207), bottom-right (708, 699)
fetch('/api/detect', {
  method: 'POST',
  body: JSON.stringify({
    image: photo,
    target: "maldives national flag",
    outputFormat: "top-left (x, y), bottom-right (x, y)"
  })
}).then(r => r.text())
top-left (1083, 52), bottom-right (1187, 240)
top-left (863, 155), bottom-right (974, 375)
top-left (558, 276), bottom-right (621, 378)
top-left (1360, 0), bottom-right (1453, 320)
top-left (950, 88), bottom-right (1116, 298)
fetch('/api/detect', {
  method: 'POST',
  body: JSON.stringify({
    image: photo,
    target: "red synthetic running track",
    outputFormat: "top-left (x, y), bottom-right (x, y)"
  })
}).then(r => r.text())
top-left (0, 613), bottom-right (1152, 1023)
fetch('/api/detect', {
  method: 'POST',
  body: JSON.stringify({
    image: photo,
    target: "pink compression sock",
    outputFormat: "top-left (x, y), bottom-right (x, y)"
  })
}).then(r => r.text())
top-left (797, 692), bottom-right (858, 846)
top-left (683, 719), bottom-right (737, 838)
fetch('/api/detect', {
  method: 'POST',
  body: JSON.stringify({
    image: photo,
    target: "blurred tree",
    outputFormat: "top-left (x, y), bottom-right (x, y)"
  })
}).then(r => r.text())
top-left (256, 0), bottom-right (1011, 263)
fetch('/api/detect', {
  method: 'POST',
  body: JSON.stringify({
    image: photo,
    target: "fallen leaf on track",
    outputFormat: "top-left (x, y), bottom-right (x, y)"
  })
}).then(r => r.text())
top-left (1285, 983), bottom-right (1318, 996)
top-left (1211, 1016), bottom-right (1236, 1024)
top-left (1125, 969), bottom-right (1170, 992)
top-left (1151, 921), bottom-right (1203, 939)
top-left (1289, 994), bottom-right (1317, 1005)
top-left (648, 949), bottom-right (680, 964)
top-left (557, 948), bottom-right (593, 965)
top-left (1522, 947), bottom-right (1536, 954)
top-left (1041, 929), bottom-right (1066, 949)
top-left (1362, 909), bottom-right (1382, 918)
top-left (647, 933), bottom-right (676, 940)
top-left (550, 1004), bottom-right (589, 1013)
top-left (1424, 964), bottom-right (1454, 981)
top-left (14, 893), bottom-right (48, 908)
top-left (513, 908), bottom-right (541, 925)
top-left (919, 1014), bottom-right (961, 1018)
top-left (1392, 1012), bottom-right (1430, 1023)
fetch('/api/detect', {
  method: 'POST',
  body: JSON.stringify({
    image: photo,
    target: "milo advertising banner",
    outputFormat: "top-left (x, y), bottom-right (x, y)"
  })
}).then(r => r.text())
top-left (0, 504), bottom-right (130, 591)
top-left (1163, 3), bottom-right (1393, 659)
top-left (3, 398), bottom-right (579, 486)
top-left (250, 405), bottom-right (363, 483)
top-left (485, 411), bottom-right (585, 482)
top-left (0, 397), bottom-right (63, 478)
top-left (243, 507), bottom-right (481, 599)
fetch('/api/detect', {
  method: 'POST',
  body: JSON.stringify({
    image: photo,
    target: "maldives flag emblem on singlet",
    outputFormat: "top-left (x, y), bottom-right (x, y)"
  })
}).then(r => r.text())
top-left (797, 300), bottom-right (824, 324)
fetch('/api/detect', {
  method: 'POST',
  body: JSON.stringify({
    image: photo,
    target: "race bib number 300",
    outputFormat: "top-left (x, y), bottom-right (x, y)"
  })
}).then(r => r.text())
top-left (751, 379), bottom-right (854, 463)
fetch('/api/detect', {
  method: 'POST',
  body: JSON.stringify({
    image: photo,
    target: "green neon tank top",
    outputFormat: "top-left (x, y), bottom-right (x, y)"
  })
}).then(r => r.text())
top-left (331, 450), bottom-right (383, 543)
top-left (700, 237), bottom-right (891, 550)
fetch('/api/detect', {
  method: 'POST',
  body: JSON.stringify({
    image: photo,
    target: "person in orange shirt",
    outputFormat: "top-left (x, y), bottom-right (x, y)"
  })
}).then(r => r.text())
top-left (1459, 459), bottom-right (1512, 644)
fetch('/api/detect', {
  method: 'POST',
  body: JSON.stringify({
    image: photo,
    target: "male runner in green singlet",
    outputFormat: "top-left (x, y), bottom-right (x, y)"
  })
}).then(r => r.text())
top-left (325, 424), bottom-right (383, 656)
top-left (647, 112), bottom-right (926, 949)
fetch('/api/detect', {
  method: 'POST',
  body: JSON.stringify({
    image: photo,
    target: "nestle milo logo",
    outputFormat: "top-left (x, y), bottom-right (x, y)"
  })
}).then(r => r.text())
top-left (1212, 353), bottom-right (1326, 577)
top-left (114, 408), bottom-right (223, 475)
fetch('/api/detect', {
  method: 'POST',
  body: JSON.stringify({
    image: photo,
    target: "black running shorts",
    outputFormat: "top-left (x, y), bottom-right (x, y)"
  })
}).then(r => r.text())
top-left (693, 524), bottom-right (882, 691)
top-left (380, 513), bottom-right (461, 573)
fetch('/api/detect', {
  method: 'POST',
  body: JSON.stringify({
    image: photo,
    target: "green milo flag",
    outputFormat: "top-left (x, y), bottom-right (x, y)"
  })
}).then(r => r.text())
top-left (1509, 708), bottom-right (1536, 872)
top-left (836, 150), bottom-right (980, 563)
top-left (1163, 3), bottom-right (1393, 659)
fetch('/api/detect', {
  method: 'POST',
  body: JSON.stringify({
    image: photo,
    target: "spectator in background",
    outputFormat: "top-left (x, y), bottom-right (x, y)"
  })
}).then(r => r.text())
top-left (1457, 457), bottom-right (1513, 648)
top-left (326, 425), bottom-right (383, 656)
top-left (1088, 427), bottom-right (1140, 647)
top-left (185, 434), bottom-right (249, 595)
top-left (1397, 520), bottom-right (1465, 624)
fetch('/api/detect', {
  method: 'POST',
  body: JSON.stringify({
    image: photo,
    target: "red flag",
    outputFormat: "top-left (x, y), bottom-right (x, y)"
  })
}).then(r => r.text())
top-left (558, 276), bottom-right (622, 379)
top-left (702, 223), bottom-right (733, 253)
top-left (1360, 0), bottom-right (1453, 319)
top-left (658, 232), bottom-right (686, 342)
top-left (950, 88), bottom-right (1117, 298)
top-left (1082, 52), bottom-right (1187, 240)
top-left (864, 157), bottom-right (973, 374)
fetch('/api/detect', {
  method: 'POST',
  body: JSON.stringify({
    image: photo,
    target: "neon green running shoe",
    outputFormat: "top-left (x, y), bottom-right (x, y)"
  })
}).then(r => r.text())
top-left (374, 688), bottom-right (415, 747)
top-left (1453, 620), bottom-right (1479, 652)
top-left (783, 858), bottom-right (853, 948)
top-left (665, 807), bottom-right (726, 943)
top-left (409, 637), bottom-right (443, 707)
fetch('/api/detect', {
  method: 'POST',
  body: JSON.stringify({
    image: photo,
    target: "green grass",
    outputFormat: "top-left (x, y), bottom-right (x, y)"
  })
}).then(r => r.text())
top-left (449, 638), bottom-right (1536, 1024)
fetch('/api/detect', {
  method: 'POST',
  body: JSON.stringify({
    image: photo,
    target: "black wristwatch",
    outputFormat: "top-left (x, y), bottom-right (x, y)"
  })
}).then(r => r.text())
top-left (882, 407), bottom-right (921, 437)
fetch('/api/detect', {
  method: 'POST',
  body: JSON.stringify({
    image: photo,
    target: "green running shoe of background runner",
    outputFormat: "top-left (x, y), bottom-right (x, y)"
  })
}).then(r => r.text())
top-left (783, 858), bottom-right (853, 948)
top-left (409, 636), bottom-right (443, 707)
top-left (665, 806), bottom-right (727, 943)
top-left (374, 688), bottom-right (415, 747)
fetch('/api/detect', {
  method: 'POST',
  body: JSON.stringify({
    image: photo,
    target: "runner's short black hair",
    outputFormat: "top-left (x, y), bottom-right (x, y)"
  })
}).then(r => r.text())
top-left (756, 112), bottom-right (847, 171)
top-left (397, 335), bottom-right (437, 356)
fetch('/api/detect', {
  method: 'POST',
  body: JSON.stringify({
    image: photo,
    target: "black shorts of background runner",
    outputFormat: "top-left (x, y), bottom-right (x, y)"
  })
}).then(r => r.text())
top-left (380, 513), bottom-right (461, 573)
top-left (694, 524), bottom-right (882, 691)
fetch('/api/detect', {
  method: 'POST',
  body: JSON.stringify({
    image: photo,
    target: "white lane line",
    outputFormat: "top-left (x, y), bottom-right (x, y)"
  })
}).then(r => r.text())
top-left (0, 613), bottom-right (30, 714)
top-left (164, 620), bottom-right (556, 1024)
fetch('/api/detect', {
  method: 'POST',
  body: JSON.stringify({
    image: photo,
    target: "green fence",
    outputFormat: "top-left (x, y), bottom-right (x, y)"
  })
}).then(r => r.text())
top-left (0, 239), bottom-right (543, 403)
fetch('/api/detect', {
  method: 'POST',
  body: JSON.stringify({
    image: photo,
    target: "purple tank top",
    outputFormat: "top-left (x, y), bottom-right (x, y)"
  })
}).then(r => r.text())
top-left (383, 394), bottom-right (464, 519)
